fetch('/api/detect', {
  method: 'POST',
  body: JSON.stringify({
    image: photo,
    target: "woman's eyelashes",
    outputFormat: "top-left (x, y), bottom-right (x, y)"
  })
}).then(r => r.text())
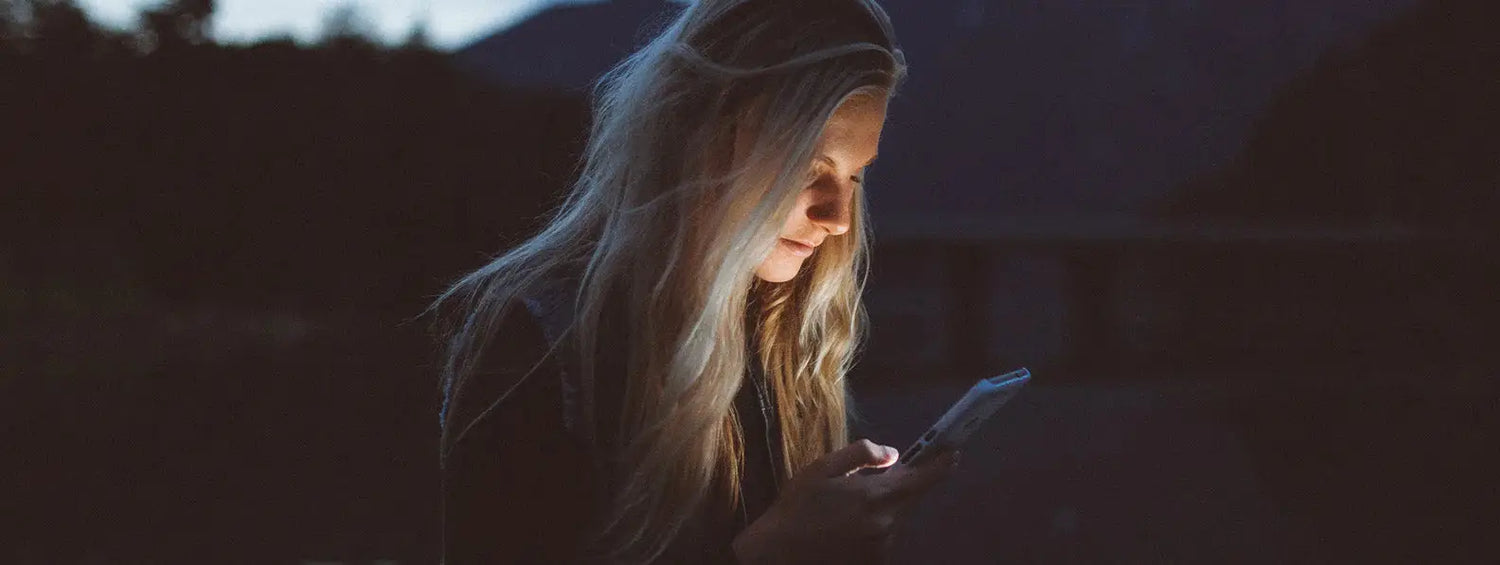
top-left (805, 163), bottom-right (866, 187)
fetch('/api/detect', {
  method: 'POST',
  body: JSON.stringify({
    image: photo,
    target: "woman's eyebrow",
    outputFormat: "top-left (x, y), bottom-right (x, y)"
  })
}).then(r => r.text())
top-left (817, 154), bottom-right (879, 169)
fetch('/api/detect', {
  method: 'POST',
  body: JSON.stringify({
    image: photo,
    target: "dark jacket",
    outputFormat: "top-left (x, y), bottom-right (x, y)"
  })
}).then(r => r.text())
top-left (440, 281), bottom-right (784, 563)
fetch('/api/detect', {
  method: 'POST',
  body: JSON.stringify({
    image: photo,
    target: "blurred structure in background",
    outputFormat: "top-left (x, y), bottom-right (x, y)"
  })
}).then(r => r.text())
top-left (2, 0), bottom-right (1496, 562)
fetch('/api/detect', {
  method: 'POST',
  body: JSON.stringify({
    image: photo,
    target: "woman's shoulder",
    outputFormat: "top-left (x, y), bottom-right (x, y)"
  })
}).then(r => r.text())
top-left (466, 273), bottom-right (580, 386)
top-left (443, 295), bottom-right (556, 421)
top-left (442, 278), bottom-right (587, 447)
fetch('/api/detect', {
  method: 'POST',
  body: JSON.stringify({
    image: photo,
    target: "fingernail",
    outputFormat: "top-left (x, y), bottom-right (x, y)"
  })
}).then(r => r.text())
top-left (885, 447), bottom-right (899, 461)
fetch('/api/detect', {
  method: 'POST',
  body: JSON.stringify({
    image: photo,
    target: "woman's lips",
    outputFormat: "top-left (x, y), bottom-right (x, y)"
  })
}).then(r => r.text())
top-left (779, 238), bottom-right (815, 257)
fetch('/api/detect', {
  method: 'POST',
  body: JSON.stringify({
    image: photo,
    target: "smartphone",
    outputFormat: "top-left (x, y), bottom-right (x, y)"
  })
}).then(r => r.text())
top-left (897, 367), bottom-right (1031, 467)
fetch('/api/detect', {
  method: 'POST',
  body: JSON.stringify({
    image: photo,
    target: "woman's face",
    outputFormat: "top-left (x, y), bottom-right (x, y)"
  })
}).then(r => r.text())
top-left (755, 94), bottom-right (888, 283)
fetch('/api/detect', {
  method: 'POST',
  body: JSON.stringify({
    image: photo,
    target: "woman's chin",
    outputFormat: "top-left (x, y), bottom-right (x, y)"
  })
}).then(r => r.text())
top-left (755, 258), bottom-right (804, 283)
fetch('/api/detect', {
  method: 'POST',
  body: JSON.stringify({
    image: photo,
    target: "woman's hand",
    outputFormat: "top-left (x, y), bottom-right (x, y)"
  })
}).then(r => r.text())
top-left (730, 439), bottom-right (960, 565)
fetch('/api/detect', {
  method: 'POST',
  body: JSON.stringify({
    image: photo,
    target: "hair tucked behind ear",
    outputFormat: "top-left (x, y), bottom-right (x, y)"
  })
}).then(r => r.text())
top-left (424, 0), bottom-right (905, 561)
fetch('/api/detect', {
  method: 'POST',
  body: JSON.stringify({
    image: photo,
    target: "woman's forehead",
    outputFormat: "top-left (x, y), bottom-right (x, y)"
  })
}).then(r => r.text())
top-left (817, 95), bottom-right (887, 166)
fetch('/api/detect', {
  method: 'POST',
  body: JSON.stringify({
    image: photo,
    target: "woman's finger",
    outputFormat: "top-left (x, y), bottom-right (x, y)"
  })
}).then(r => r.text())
top-left (875, 450), bottom-right (960, 504)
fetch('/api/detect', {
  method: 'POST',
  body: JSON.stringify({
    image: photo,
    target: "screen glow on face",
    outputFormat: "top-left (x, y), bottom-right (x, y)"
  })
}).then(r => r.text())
top-left (754, 95), bottom-right (887, 283)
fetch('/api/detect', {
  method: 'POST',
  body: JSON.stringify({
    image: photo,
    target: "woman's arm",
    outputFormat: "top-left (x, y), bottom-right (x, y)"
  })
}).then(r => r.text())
top-left (441, 304), bottom-right (598, 563)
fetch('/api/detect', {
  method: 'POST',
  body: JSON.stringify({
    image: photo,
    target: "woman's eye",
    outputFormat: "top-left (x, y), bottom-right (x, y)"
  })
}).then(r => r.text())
top-left (804, 167), bottom-right (829, 187)
top-left (804, 165), bottom-right (865, 186)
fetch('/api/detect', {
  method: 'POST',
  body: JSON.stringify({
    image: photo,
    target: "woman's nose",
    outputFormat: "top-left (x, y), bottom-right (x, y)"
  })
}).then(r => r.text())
top-left (807, 180), bottom-right (853, 236)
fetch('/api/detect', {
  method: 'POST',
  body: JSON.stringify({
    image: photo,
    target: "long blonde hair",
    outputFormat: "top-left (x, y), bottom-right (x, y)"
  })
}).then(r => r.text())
top-left (427, 0), bottom-right (905, 561)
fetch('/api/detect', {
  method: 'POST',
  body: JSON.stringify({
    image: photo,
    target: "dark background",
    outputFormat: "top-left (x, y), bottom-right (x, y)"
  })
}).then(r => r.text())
top-left (3, 0), bottom-right (1497, 562)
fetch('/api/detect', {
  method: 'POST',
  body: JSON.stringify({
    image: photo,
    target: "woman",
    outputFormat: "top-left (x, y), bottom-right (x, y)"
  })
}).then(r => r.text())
top-left (428, 0), bottom-right (958, 562)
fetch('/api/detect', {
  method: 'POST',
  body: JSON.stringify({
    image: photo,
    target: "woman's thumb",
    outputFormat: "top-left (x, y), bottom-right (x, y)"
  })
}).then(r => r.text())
top-left (812, 439), bottom-right (898, 477)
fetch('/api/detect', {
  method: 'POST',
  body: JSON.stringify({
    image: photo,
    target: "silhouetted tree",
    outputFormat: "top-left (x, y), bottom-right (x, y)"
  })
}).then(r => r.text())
top-left (0, 0), bottom-right (21, 51)
top-left (400, 18), bottom-right (431, 53)
top-left (138, 0), bottom-right (214, 53)
top-left (2, 3), bottom-right (586, 562)
top-left (0, 0), bottom-right (590, 313)
top-left (27, 0), bottom-right (99, 57)
top-left (318, 2), bottom-right (377, 51)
